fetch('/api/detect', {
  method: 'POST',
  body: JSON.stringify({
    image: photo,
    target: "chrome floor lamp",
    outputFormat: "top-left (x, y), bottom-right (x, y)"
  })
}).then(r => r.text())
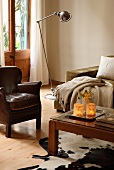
top-left (36, 11), bottom-right (72, 100)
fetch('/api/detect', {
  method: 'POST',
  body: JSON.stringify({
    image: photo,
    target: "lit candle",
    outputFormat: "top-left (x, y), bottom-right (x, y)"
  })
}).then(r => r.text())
top-left (86, 103), bottom-right (96, 118)
top-left (74, 103), bottom-right (84, 117)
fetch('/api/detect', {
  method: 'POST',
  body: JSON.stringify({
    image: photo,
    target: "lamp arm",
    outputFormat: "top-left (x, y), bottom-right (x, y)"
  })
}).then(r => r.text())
top-left (37, 22), bottom-right (54, 95)
top-left (36, 12), bottom-right (57, 23)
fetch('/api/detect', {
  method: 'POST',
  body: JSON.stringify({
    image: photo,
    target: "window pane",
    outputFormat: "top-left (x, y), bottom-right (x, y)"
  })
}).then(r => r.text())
top-left (3, 0), bottom-right (9, 51)
top-left (15, 0), bottom-right (28, 50)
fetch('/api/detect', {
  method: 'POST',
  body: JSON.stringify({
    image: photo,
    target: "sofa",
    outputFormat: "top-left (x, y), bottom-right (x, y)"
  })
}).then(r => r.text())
top-left (54, 56), bottom-right (114, 112)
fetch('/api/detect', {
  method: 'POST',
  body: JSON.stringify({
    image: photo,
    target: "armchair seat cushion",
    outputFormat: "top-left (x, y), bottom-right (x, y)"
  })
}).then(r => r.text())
top-left (6, 93), bottom-right (39, 110)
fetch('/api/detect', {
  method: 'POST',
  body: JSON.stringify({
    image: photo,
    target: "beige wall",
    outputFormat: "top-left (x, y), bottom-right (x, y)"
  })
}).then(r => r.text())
top-left (47, 0), bottom-right (114, 82)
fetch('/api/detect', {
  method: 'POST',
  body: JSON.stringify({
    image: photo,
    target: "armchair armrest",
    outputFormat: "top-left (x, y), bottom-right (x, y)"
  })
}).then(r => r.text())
top-left (65, 66), bottom-right (99, 82)
top-left (17, 81), bottom-right (42, 95)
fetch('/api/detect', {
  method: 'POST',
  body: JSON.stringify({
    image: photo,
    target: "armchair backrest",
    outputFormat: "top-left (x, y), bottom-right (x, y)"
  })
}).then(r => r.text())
top-left (0, 66), bottom-right (22, 94)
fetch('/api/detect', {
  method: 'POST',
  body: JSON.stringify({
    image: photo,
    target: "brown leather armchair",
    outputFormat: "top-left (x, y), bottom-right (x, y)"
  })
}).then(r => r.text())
top-left (0, 66), bottom-right (42, 138)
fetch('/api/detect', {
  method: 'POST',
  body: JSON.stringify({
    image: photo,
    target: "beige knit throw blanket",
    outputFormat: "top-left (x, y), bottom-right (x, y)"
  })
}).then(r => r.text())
top-left (55, 76), bottom-right (113, 111)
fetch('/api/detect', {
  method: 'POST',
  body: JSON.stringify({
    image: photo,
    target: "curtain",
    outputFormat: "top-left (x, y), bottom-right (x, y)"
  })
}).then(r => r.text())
top-left (0, 0), bottom-right (5, 66)
top-left (30, 0), bottom-right (48, 84)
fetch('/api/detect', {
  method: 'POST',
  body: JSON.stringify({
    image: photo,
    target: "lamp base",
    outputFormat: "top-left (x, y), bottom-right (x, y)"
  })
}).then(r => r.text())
top-left (45, 94), bottom-right (56, 100)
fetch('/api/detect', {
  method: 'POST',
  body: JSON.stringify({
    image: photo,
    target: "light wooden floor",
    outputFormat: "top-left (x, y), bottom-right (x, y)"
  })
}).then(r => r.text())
top-left (0, 85), bottom-right (61, 170)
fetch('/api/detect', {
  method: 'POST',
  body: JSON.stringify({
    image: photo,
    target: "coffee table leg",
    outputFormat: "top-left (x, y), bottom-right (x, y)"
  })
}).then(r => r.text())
top-left (48, 120), bottom-right (58, 155)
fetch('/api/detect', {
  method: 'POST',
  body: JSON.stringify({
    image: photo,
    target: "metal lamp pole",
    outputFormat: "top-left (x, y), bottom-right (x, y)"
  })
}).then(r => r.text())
top-left (36, 11), bottom-right (72, 100)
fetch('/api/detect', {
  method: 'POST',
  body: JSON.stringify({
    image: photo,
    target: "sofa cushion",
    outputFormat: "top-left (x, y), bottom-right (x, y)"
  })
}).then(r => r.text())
top-left (6, 93), bottom-right (38, 110)
top-left (96, 56), bottom-right (114, 80)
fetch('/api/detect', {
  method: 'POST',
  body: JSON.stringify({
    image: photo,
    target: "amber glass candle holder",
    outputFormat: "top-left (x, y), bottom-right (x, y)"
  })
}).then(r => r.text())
top-left (86, 103), bottom-right (96, 118)
top-left (74, 103), bottom-right (84, 117)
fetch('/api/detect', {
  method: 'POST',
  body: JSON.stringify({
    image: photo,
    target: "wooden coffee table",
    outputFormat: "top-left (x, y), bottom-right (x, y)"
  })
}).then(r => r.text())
top-left (48, 106), bottom-right (114, 156)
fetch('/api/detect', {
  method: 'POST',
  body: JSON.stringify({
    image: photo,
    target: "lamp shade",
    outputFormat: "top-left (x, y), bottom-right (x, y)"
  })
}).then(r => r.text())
top-left (55, 11), bottom-right (72, 22)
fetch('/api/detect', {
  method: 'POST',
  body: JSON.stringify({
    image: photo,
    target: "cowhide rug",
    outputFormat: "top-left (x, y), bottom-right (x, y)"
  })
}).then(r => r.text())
top-left (18, 131), bottom-right (114, 170)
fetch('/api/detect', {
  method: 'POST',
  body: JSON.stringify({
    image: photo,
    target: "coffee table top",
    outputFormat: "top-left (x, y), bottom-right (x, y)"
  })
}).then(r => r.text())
top-left (51, 106), bottom-right (114, 132)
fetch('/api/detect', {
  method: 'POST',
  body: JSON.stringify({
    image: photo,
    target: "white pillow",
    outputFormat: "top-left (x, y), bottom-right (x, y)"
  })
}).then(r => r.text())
top-left (96, 56), bottom-right (114, 80)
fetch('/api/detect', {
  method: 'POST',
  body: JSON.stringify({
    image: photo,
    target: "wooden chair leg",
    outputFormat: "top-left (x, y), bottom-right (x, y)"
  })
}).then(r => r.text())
top-left (6, 125), bottom-right (11, 138)
top-left (36, 118), bottom-right (41, 129)
top-left (36, 104), bottom-right (41, 129)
